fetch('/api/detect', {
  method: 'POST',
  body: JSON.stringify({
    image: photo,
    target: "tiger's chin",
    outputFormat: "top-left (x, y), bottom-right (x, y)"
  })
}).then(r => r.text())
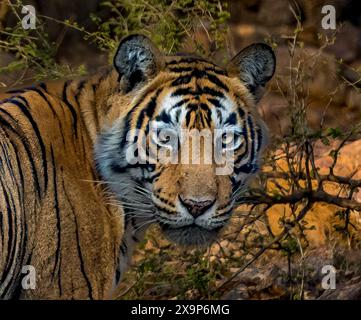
top-left (160, 224), bottom-right (223, 247)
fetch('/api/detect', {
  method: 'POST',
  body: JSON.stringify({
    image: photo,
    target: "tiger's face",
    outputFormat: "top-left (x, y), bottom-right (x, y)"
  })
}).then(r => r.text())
top-left (96, 35), bottom-right (275, 246)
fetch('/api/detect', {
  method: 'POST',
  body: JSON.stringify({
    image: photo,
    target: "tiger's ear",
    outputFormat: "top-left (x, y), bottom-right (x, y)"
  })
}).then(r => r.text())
top-left (114, 34), bottom-right (165, 93)
top-left (226, 43), bottom-right (276, 101)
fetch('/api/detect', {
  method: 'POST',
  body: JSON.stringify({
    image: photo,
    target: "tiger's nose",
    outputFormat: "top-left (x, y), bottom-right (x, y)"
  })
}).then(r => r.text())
top-left (180, 197), bottom-right (216, 218)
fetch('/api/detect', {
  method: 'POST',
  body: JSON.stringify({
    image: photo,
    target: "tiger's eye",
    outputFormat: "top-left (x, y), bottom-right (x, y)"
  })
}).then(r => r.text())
top-left (222, 132), bottom-right (234, 145)
top-left (161, 135), bottom-right (171, 143)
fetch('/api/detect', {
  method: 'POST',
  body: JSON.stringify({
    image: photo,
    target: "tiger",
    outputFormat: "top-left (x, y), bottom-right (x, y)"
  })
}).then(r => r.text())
top-left (0, 34), bottom-right (275, 299)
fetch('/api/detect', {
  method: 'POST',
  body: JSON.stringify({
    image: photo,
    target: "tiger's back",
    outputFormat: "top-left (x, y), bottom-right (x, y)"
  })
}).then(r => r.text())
top-left (0, 74), bottom-right (124, 299)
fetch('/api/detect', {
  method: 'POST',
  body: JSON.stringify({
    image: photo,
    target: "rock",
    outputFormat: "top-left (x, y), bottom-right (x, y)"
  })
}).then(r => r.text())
top-left (184, 289), bottom-right (199, 299)
top-left (221, 283), bottom-right (250, 300)
top-left (318, 280), bottom-right (361, 299)
top-left (263, 138), bottom-right (361, 246)
top-left (143, 284), bottom-right (173, 297)
top-left (144, 240), bottom-right (160, 253)
top-left (221, 263), bottom-right (287, 300)
top-left (220, 240), bottom-right (230, 248)
top-left (209, 256), bottom-right (217, 262)
top-left (210, 244), bottom-right (221, 256)
top-left (314, 139), bottom-right (361, 177)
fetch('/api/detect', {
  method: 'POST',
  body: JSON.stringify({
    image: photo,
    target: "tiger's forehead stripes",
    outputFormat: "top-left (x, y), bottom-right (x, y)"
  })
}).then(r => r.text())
top-left (122, 55), bottom-right (258, 154)
top-left (125, 65), bottom-right (223, 131)
top-left (165, 56), bottom-right (226, 74)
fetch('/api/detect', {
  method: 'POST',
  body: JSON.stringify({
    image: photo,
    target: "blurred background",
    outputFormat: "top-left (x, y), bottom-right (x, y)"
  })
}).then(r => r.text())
top-left (1, 0), bottom-right (361, 300)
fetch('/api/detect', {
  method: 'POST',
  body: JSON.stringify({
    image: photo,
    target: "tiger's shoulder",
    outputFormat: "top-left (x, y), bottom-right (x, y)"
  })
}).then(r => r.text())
top-left (0, 68), bottom-right (115, 102)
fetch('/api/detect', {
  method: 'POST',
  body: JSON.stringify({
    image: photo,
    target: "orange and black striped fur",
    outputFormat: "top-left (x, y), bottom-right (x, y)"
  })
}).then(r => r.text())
top-left (0, 35), bottom-right (275, 299)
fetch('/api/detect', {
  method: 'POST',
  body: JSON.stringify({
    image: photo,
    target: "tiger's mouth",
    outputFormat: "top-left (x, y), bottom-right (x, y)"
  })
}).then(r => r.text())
top-left (160, 223), bottom-right (224, 246)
